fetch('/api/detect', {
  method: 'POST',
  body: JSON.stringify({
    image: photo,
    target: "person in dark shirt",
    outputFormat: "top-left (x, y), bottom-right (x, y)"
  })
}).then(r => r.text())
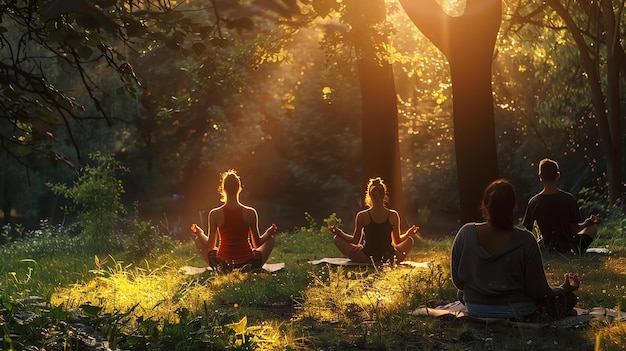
top-left (522, 158), bottom-right (599, 254)
top-left (328, 177), bottom-right (418, 264)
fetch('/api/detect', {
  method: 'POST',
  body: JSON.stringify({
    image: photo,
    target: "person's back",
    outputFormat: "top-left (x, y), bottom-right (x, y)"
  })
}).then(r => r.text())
top-left (452, 179), bottom-right (580, 320)
top-left (217, 205), bottom-right (255, 264)
top-left (522, 158), bottom-right (598, 254)
top-left (452, 223), bottom-right (544, 316)
top-left (329, 177), bottom-right (417, 264)
top-left (361, 210), bottom-right (395, 263)
top-left (523, 189), bottom-right (580, 252)
top-left (190, 170), bottom-right (277, 272)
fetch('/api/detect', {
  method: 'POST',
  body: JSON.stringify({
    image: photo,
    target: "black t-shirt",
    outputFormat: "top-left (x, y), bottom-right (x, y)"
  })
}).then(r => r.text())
top-left (522, 190), bottom-right (581, 251)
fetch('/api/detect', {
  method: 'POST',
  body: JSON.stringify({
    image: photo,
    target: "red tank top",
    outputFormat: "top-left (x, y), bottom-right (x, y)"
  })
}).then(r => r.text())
top-left (217, 206), bottom-right (255, 264)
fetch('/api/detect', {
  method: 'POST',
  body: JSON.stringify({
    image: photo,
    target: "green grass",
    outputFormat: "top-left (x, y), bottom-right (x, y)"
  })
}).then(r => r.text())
top-left (1, 217), bottom-right (625, 350)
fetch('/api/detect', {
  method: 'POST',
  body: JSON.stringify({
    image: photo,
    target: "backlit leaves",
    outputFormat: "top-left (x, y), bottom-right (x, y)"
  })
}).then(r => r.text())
top-left (312, 0), bottom-right (341, 18)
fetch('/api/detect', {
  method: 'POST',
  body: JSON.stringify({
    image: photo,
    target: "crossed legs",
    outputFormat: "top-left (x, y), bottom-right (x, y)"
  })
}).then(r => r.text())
top-left (193, 235), bottom-right (275, 266)
top-left (333, 235), bottom-right (414, 263)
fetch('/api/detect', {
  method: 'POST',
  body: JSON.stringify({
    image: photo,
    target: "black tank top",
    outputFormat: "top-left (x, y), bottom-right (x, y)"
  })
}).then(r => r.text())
top-left (362, 210), bottom-right (395, 262)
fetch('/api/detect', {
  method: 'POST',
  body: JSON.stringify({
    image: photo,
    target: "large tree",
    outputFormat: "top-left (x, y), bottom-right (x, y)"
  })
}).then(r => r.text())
top-left (344, 0), bottom-right (406, 222)
top-left (399, 0), bottom-right (502, 222)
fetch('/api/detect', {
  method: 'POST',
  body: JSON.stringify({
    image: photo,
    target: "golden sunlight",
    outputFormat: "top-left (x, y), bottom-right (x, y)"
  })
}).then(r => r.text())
top-left (436, 0), bottom-right (466, 16)
top-left (49, 259), bottom-right (249, 325)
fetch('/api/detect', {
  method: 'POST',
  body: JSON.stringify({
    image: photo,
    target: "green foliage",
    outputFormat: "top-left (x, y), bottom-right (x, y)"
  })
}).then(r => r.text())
top-left (2, 0), bottom-right (311, 231)
top-left (1, 0), bottom-right (622, 236)
top-left (1, 222), bottom-right (24, 244)
top-left (322, 212), bottom-right (343, 229)
top-left (122, 203), bottom-right (175, 259)
top-left (303, 212), bottom-right (318, 231)
top-left (575, 187), bottom-right (625, 248)
top-left (578, 187), bottom-right (623, 220)
top-left (50, 153), bottom-right (127, 239)
top-left (494, 0), bottom-right (624, 207)
top-left (0, 295), bottom-right (276, 350)
top-left (0, 220), bottom-right (117, 299)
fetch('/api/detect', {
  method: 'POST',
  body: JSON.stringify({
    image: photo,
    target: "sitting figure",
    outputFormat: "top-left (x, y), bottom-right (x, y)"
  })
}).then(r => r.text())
top-left (522, 158), bottom-right (599, 254)
top-left (452, 179), bottom-right (579, 320)
top-left (329, 177), bottom-right (418, 264)
top-left (191, 170), bottom-right (277, 273)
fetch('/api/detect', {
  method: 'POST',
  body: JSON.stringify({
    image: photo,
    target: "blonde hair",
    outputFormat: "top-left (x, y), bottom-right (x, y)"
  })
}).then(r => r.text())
top-left (364, 177), bottom-right (390, 208)
top-left (218, 169), bottom-right (241, 202)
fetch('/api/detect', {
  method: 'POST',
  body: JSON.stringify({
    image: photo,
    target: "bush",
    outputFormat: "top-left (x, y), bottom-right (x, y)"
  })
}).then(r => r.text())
top-left (49, 152), bottom-right (127, 239)
top-left (577, 187), bottom-right (623, 221)
top-left (123, 213), bottom-right (174, 259)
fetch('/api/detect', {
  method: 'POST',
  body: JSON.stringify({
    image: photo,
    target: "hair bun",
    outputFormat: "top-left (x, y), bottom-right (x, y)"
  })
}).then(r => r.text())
top-left (371, 177), bottom-right (383, 185)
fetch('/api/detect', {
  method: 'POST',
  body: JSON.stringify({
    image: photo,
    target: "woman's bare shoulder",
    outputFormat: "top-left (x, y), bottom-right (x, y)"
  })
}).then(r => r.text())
top-left (240, 204), bottom-right (257, 213)
top-left (388, 209), bottom-right (400, 222)
top-left (208, 206), bottom-right (225, 227)
top-left (209, 205), bottom-right (225, 214)
top-left (355, 209), bottom-right (370, 224)
top-left (355, 209), bottom-right (370, 217)
top-left (240, 204), bottom-right (258, 221)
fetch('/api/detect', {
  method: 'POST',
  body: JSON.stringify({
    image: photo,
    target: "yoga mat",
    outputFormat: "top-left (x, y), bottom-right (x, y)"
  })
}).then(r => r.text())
top-left (308, 257), bottom-right (431, 268)
top-left (179, 262), bottom-right (285, 274)
top-left (410, 300), bottom-right (626, 328)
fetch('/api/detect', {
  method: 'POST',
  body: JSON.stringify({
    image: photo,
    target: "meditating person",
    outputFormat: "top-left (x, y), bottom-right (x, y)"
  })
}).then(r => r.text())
top-left (522, 158), bottom-right (599, 255)
top-left (190, 170), bottom-right (277, 273)
top-left (452, 179), bottom-right (579, 320)
top-left (328, 177), bottom-right (418, 264)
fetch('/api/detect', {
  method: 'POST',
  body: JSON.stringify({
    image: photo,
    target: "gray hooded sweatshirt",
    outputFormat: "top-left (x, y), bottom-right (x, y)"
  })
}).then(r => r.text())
top-left (451, 223), bottom-right (566, 306)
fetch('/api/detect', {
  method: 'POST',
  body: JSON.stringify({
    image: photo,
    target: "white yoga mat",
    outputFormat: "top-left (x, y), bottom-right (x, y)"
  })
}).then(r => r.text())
top-left (410, 300), bottom-right (626, 328)
top-left (179, 262), bottom-right (285, 274)
top-left (585, 247), bottom-right (611, 254)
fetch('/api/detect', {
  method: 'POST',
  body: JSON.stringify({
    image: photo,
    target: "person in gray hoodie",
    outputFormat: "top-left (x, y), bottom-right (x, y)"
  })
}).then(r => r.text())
top-left (451, 179), bottom-right (579, 320)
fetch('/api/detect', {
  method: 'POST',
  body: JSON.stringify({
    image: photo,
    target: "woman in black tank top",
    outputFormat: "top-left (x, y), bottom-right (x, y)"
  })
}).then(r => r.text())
top-left (329, 177), bottom-right (419, 264)
top-left (362, 210), bottom-right (395, 262)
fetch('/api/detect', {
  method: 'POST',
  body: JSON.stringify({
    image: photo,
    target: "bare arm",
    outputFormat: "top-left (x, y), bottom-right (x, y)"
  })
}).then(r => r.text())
top-left (390, 211), bottom-right (402, 245)
top-left (329, 211), bottom-right (366, 245)
top-left (190, 207), bottom-right (220, 251)
top-left (571, 214), bottom-right (600, 234)
top-left (246, 207), bottom-right (277, 248)
top-left (390, 210), bottom-right (419, 244)
top-left (206, 208), bottom-right (220, 250)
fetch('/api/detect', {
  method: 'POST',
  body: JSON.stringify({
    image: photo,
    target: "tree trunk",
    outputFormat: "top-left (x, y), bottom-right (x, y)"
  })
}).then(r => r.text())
top-left (603, 39), bottom-right (623, 208)
top-left (347, 0), bottom-right (406, 226)
top-left (599, 0), bottom-right (623, 207)
top-left (400, 0), bottom-right (502, 223)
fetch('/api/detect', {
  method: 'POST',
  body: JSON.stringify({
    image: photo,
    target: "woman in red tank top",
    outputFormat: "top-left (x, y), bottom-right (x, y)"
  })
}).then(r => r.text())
top-left (191, 170), bottom-right (277, 272)
top-left (329, 177), bottom-right (418, 264)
